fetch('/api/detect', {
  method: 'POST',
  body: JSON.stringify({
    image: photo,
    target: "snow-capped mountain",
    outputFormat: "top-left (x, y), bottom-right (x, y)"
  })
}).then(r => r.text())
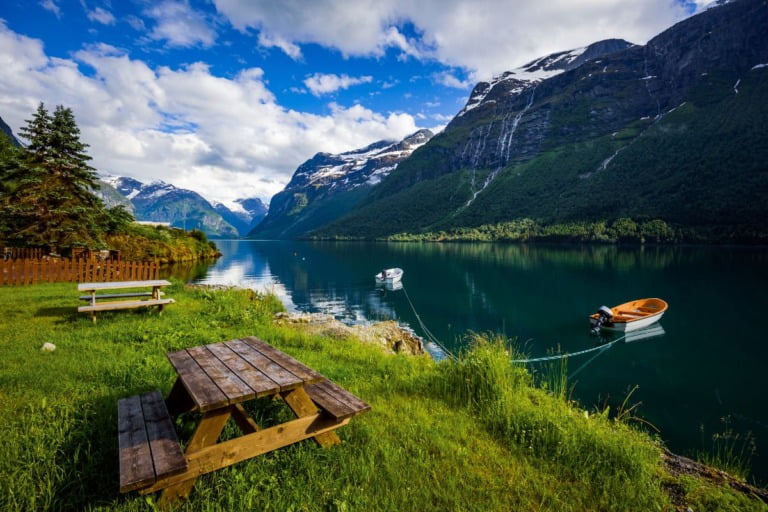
top-left (249, 129), bottom-right (433, 239)
top-left (458, 39), bottom-right (634, 117)
top-left (288, 129), bottom-right (432, 191)
top-left (103, 176), bottom-right (240, 238)
top-left (213, 198), bottom-right (268, 236)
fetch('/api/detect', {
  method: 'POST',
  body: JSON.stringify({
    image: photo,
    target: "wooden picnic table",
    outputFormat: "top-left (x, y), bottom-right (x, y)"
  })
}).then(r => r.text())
top-left (118, 336), bottom-right (370, 507)
top-left (78, 280), bottom-right (174, 322)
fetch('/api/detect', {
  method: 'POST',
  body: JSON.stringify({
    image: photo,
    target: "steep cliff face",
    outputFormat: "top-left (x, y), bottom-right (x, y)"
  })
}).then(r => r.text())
top-left (250, 129), bottom-right (433, 239)
top-left (318, 0), bottom-right (768, 239)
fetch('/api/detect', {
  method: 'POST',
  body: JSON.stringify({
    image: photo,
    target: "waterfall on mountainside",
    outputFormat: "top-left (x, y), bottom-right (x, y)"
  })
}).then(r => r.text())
top-left (465, 87), bottom-right (536, 207)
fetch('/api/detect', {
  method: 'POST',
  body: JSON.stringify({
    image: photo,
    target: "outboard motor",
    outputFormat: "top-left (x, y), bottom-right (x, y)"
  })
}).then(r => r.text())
top-left (591, 306), bottom-right (614, 335)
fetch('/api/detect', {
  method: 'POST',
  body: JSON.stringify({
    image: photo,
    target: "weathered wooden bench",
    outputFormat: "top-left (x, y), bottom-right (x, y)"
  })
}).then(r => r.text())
top-left (305, 379), bottom-right (371, 421)
top-left (79, 298), bottom-right (175, 321)
top-left (79, 291), bottom-right (164, 301)
top-left (78, 280), bottom-right (174, 322)
top-left (118, 390), bottom-right (187, 493)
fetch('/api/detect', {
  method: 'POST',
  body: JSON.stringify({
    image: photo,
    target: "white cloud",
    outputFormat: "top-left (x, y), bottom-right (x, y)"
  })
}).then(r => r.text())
top-left (213, 0), bottom-right (395, 57)
top-left (39, 0), bottom-right (61, 17)
top-left (432, 71), bottom-right (470, 89)
top-left (125, 15), bottom-right (146, 32)
top-left (144, 0), bottom-right (217, 48)
top-left (212, 0), bottom-right (692, 80)
top-left (0, 23), bottom-right (418, 204)
top-left (257, 32), bottom-right (302, 60)
top-left (87, 7), bottom-right (116, 25)
top-left (303, 73), bottom-right (373, 96)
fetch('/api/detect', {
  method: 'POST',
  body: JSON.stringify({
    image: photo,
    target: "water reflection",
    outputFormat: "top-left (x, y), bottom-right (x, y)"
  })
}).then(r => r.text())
top-left (191, 240), bottom-right (768, 483)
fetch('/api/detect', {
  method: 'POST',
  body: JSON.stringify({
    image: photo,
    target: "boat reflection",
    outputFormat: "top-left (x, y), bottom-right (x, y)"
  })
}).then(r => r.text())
top-left (376, 279), bottom-right (403, 292)
top-left (569, 325), bottom-right (666, 379)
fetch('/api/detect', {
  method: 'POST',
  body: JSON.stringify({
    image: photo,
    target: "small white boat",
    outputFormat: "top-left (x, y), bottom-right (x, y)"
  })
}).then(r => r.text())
top-left (589, 298), bottom-right (668, 333)
top-left (375, 268), bottom-right (403, 284)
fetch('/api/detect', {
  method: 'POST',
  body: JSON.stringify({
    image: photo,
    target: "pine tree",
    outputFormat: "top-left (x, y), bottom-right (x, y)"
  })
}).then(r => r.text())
top-left (0, 132), bottom-right (23, 238)
top-left (2, 103), bottom-right (108, 249)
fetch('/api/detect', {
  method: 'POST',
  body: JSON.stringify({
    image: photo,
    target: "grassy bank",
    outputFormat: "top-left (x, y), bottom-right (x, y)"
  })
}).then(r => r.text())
top-left (105, 224), bottom-right (220, 264)
top-left (0, 283), bottom-right (765, 511)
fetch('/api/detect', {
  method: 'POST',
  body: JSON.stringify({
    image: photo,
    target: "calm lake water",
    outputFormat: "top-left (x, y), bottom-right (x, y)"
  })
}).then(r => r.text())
top-left (191, 240), bottom-right (768, 483)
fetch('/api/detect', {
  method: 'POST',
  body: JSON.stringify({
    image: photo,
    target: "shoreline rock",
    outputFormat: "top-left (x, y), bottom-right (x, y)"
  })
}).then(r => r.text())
top-left (274, 312), bottom-right (425, 356)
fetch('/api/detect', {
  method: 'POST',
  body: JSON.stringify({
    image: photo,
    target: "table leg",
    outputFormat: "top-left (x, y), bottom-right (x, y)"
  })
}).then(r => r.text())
top-left (165, 379), bottom-right (195, 416)
top-left (158, 407), bottom-right (231, 506)
top-left (281, 387), bottom-right (341, 447)
top-left (230, 403), bottom-right (260, 434)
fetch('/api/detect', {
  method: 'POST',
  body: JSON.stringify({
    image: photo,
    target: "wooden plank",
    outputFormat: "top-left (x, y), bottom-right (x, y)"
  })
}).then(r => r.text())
top-left (143, 414), bottom-right (351, 494)
top-left (140, 390), bottom-right (187, 479)
top-left (186, 346), bottom-right (256, 403)
top-left (303, 382), bottom-right (351, 420)
top-left (281, 386), bottom-right (341, 446)
top-left (242, 337), bottom-right (324, 384)
top-left (78, 292), bottom-right (162, 301)
top-left (167, 349), bottom-right (229, 412)
top-left (305, 379), bottom-right (371, 420)
top-left (206, 342), bottom-right (281, 397)
top-left (230, 403), bottom-right (260, 434)
top-left (156, 407), bottom-right (231, 505)
top-left (77, 280), bottom-right (171, 291)
top-left (77, 298), bottom-right (174, 313)
top-left (118, 394), bottom-right (156, 492)
top-left (225, 338), bottom-right (303, 391)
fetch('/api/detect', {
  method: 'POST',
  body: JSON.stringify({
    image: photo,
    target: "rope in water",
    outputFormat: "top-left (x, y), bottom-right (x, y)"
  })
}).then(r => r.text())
top-left (400, 283), bottom-right (457, 360)
top-left (509, 333), bottom-right (628, 364)
top-left (399, 281), bottom-right (631, 365)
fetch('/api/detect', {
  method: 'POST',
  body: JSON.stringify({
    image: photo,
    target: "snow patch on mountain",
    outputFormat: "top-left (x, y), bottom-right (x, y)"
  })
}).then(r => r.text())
top-left (459, 40), bottom-right (634, 117)
top-left (295, 129), bottom-right (432, 189)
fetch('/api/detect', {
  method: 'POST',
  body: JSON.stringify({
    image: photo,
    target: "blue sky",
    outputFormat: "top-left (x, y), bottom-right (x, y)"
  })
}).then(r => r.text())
top-left (0, 0), bottom-right (707, 206)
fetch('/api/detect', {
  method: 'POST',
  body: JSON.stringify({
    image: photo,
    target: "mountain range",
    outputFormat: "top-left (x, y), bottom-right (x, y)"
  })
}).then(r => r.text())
top-left (4, 0), bottom-right (766, 243)
top-left (99, 176), bottom-right (267, 238)
top-left (268, 0), bottom-right (768, 241)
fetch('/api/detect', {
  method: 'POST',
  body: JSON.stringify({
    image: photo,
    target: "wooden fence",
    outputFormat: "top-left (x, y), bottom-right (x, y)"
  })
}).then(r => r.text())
top-left (3, 247), bottom-right (120, 261)
top-left (0, 259), bottom-right (159, 286)
top-left (3, 247), bottom-right (46, 260)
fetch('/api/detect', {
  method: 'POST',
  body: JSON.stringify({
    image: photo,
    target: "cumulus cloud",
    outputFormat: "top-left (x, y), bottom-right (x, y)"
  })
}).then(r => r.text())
top-left (214, 0), bottom-right (395, 57)
top-left (212, 0), bottom-right (692, 80)
top-left (144, 0), bottom-right (217, 48)
top-left (432, 71), bottom-right (470, 89)
top-left (0, 23), bottom-right (418, 205)
top-left (87, 7), bottom-right (116, 25)
top-left (257, 32), bottom-right (302, 60)
top-left (303, 73), bottom-right (373, 96)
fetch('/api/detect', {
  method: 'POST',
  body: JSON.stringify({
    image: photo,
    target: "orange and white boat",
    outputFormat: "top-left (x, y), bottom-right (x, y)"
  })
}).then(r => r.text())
top-left (589, 298), bottom-right (668, 333)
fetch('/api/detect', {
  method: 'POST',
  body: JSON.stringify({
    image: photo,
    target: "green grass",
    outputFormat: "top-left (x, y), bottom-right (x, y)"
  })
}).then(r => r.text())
top-left (0, 282), bottom-right (765, 511)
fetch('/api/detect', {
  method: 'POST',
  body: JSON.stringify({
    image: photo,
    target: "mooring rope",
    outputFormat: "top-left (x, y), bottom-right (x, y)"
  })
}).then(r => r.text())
top-left (400, 283), bottom-right (457, 360)
top-left (509, 334), bottom-right (628, 364)
top-left (398, 281), bottom-right (640, 366)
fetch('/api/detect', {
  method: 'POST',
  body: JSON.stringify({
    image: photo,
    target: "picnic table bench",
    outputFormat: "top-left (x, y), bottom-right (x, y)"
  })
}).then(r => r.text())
top-left (118, 336), bottom-right (370, 507)
top-left (78, 280), bottom-right (174, 322)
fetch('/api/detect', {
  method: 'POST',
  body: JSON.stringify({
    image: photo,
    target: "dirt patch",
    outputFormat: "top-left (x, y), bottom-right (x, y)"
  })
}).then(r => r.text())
top-left (662, 449), bottom-right (768, 508)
